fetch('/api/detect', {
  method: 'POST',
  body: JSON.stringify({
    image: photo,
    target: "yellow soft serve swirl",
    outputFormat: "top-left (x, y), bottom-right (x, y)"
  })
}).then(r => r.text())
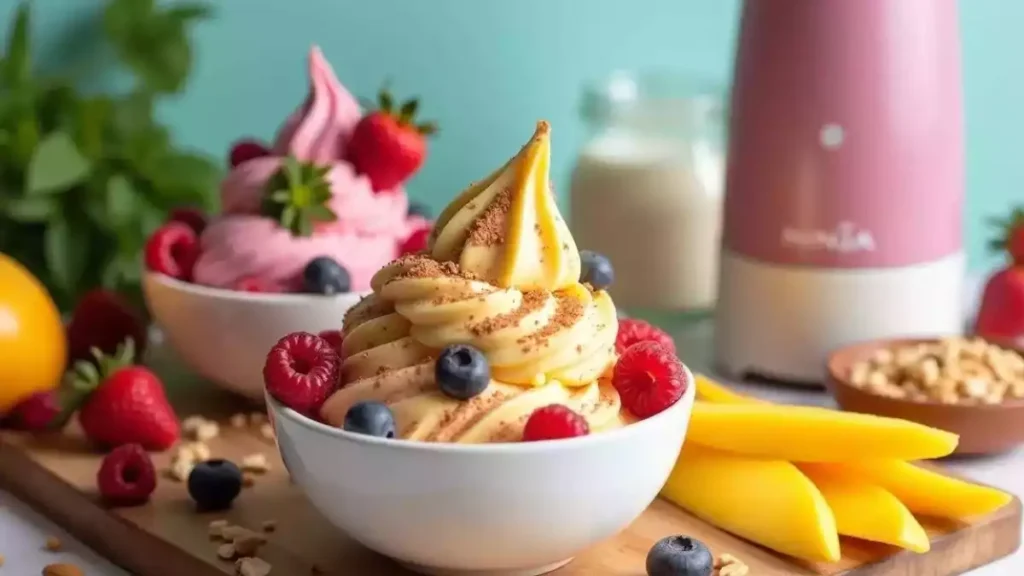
top-left (321, 122), bottom-right (624, 443)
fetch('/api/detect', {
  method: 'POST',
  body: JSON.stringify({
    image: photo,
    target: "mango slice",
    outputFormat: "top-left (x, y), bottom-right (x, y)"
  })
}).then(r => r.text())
top-left (821, 460), bottom-right (1013, 520)
top-left (661, 444), bottom-right (841, 562)
top-left (694, 374), bottom-right (765, 404)
top-left (688, 402), bottom-right (959, 461)
top-left (798, 464), bottom-right (930, 553)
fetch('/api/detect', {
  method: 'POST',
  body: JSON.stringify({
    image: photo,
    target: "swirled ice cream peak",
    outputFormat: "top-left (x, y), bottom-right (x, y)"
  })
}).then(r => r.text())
top-left (272, 45), bottom-right (361, 164)
top-left (429, 121), bottom-right (580, 292)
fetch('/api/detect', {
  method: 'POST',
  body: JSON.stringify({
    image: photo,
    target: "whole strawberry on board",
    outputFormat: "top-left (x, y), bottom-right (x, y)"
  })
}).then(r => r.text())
top-left (70, 340), bottom-right (180, 451)
top-left (347, 88), bottom-right (437, 192)
top-left (975, 207), bottom-right (1024, 343)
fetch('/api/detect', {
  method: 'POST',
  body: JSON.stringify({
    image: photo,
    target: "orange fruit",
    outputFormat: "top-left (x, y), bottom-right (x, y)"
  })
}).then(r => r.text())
top-left (0, 253), bottom-right (67, 414)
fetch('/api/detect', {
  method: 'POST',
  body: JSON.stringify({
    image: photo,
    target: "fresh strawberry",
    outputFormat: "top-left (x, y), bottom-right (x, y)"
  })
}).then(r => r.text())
top-left (228, 139), bottom-right (271, 168)
top-left (263, 332), bottom-right (341, 415)
top-left (74, 341), bottom-right (180, 451)
top-left (97, 443), bottom-right (157, 506)
top-left (318, 330), bottom-right (344, 356)
top-left (399, 225), bottom-right (432, 256)
top-left (66, 289), bottom-right (147, 365)
top-left (988, 207), bottom-right (1024, 266)
top-left (615, 318), bottom-right (676, 356)
top-left (613, 342), bottom-right (688, 419)
top-left (5, 391), bottom-right (61, 431)
top-left (974, 267), bottom-right (1024, 342)
top-left (522, 404), bottom-right (589, 441)
top-left (169, 207), bottom-right (208, 235)
top-left (347, 88), bottom-right (437, 192)
top-left (144, 222), bottom-right (200, 280)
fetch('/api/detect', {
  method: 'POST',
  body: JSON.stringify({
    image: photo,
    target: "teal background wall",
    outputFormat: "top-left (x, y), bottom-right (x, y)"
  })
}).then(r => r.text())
top-left (4, 0), bottom-right (1022, 272)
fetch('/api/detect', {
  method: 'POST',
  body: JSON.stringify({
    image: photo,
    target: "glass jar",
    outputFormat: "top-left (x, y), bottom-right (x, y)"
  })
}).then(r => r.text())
top-left (568, 72), bottom-right (726, 324)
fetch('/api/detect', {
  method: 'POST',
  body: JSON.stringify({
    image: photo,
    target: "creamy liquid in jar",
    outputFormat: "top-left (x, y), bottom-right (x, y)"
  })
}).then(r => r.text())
top-left (569, 132), bottom-right (724, 313)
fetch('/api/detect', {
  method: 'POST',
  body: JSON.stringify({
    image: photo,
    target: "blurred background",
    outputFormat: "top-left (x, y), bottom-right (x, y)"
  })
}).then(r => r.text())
top-left (2, 0), bottom-right (1019, 277)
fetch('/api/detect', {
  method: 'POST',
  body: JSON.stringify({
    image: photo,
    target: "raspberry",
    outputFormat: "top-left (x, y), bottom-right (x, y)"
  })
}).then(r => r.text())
top-left (615, 318), bottom-right (676, 355)
top-left (235, 276), bottom-right (274, 293)
top-left (318, 330), bottom-right (344, 356)
top-left (67, 289), bottom-right (147, 364)
top-left (168, 207), bottom-right (208, 235)
top-left (400, 225), bottom-right (432, 255)
top-left (613, 342), bottom-right (688, 419)
top-left (6, 391), bottom-right (61, 431)
top-left (522, 404), bottom-right (590, 441)
top-left (144, 222), bottom-right (200, 280)
top-left (263, 332), bottom-right (341, 415)
top-left (228, 139), bottom-right (270, 168)
top-left (97, 443), bottom-right (157, 506)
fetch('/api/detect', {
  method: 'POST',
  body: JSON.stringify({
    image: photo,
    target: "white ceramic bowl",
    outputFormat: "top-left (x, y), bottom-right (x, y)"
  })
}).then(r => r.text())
top-left (142, 271), bottom-right (366, 400)
top-left (267, 370), bottom-right (696, 576)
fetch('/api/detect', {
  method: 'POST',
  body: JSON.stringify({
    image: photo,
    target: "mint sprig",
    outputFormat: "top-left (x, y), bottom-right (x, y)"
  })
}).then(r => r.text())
top-left (987, 207), bottom-right (1024, 255)
top-left (260, 157), bottom-right (337, 237)
top-left (0, 0), bottom-right (219, 312)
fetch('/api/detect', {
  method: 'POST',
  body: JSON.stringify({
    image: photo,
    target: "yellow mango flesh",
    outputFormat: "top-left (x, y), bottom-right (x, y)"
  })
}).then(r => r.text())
top-left (661, 444), bottom-right (841, 562)
top-left (694, 374), bottom-right (766, 404)
top-left (798, 464), bottom-right (930, 553)
top-left (821, 460), bottom-right (1012, 520)
top-left (688, 402), bottom-right (959, 461)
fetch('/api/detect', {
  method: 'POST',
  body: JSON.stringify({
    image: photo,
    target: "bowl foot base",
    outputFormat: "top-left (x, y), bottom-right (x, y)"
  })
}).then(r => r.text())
top-left (398, 557), bottom-right (573, 576)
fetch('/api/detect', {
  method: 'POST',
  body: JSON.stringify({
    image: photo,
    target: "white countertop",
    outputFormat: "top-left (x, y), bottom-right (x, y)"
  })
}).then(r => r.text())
top-left (1, 286), bottom-right (1021, 574)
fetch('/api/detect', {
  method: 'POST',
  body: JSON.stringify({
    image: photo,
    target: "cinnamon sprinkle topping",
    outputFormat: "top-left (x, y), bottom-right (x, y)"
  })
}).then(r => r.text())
top-left (467, 188), bottom-right (511, 247)
top-left (517, 291), bottom-right (584, 348)
top-left (469, 290), bottom-right (546, 336)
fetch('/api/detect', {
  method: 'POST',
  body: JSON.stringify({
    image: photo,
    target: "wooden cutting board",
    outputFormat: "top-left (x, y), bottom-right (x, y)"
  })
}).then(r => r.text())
top-left (0, 351), bottom-right (1020, 576)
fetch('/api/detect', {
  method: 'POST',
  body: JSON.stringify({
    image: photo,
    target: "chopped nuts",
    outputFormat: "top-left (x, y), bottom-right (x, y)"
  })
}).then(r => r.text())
top-left (236, 557), bottom-right (272, 576)
top-left (217, 543), bottom-right (237, 560)
top-left (233, 533), bottom-right (268, 557)
top-left (242, 453), bottom-right (270, 474)
top-left (209, 519), bottom-right (230, 539)
top-left (259, 423), bottom-right (276, 441)
top-left (715, 553), bottom-right (749, 576)
top-left (848, 338), bottom-right (1024, 405)
top-left (211, 524), bottom-right (268, 563)
top-left (182, 415), bottom-right (220, 442)
top-left (44, 536), bottom-right (62, 552)
top-left (42, 563), bottom-right (85, 576)
top-left (167, 453), bottom-right (196, 482)
top-left (230, 413), bottom-right (249, 428)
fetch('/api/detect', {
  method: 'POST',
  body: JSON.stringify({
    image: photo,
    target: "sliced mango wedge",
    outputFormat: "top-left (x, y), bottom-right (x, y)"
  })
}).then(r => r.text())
top-left (694, 374), bottom-right (765, 404)
top-left (798, 463), bottom-right (930, 553)
top-left (819, 460), bottom-right (1013, 520)
top-left (688, 401), bottom-right (959, 461)
top-left (661, 444), bottom-right (841, 562)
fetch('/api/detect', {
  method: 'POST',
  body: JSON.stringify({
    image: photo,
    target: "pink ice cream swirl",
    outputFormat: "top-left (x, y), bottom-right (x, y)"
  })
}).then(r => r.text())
top-left (193, 46), bottom-right (429, 292)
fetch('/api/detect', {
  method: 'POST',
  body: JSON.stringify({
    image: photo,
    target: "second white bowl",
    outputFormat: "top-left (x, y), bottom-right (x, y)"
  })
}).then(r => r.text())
top-left (143, 271), bottom-right (365, 400)
top-left (268, 370), bottom-right (696, 576)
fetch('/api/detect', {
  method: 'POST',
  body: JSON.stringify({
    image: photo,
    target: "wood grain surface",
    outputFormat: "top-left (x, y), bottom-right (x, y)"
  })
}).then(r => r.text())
top-left (0, 351), bottom-right (1019, 576)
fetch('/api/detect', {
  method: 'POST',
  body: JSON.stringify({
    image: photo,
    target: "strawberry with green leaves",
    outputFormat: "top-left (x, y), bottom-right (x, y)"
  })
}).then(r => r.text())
top-left (975, 207), bottom-right (1024, 342)
top-left (347, 88), bottom-right (437, 192)
top-left (261, 156), bottom-right (338, 237)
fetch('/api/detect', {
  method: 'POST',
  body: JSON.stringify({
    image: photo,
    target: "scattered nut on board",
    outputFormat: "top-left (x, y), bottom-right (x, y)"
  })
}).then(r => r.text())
top-left (249, 412), bottom-right (267, 427)
top-left (230, 413), bottom-right (249, 428)
top-left (217, 543), bottom-right (237, 560)
top-left (848, 337), bottom-right (1024, 404)
top-left (259, 423), bottom-right (276, 441)
top-left (210, 523), bottom-right (268, 561)
top-left (209, 519), bottom-right (230, 539)
top-left (236, 557), bottom-right (272, 576)
top-left (44, 536), bottom-right (62, 551)
top-left (715, 553), bottom-right (749, 576)
top-left (242, 453), bottom-right (270, 474)
top-left (42, 563), bottom-right (85, 576)
top-left (182, 415), bottom-right (221, 442)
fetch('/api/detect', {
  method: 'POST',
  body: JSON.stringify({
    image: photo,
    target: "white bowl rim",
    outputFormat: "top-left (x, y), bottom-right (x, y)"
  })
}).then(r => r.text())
top-left (144, 270), bottom-right (372, 304)
top-left (268, 364), bottom-right (695, 456)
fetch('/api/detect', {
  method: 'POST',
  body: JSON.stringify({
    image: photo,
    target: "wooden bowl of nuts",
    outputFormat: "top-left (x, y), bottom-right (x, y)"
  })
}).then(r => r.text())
top-left (826, 336), bottom-right (1024, 455)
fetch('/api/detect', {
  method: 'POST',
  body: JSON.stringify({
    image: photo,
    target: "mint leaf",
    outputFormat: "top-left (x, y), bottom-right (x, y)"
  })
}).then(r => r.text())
top-left (151, 150), bottom-right (220, 208)
top-left (2, 3), bottom-right (32, 89)
top-left (44, 214), bottom-right (88, 295)
top-left (106, 173), bottom-right (137, 227)
top-left (167, 3), bottom-right (213, 22)
top-left (2, 196), bottom-right (57, 222)
top-left (27, 131), bottom-right (91, 195)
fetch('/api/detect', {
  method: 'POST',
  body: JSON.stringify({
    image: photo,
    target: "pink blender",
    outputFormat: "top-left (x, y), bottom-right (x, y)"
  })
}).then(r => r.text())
top-left (715, 0), bottom-right (966, 383)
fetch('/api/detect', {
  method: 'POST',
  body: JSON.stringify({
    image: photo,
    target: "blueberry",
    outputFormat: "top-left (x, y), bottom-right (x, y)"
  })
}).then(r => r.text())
top-left (303, 256), bottom-right (351, 294)
top-left (435, 344), bottom-right (490, 400)
top-left (187, 459), bottom-right (243, 511)
top-left (646, 535), bottom-right (714, 576)
top-left (580, 250), bottom-right (614, 290)
top-left (343, 401), bottom-right (396, 438)
top-left (408, 201), bottom-right (432, 219)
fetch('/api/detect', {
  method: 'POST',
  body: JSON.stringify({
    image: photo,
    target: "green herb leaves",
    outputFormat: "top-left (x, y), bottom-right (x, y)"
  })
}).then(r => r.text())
top-left (261, 157), bottom-right (337, 237)
top-left (0, 0), bottom-right (219, 311)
